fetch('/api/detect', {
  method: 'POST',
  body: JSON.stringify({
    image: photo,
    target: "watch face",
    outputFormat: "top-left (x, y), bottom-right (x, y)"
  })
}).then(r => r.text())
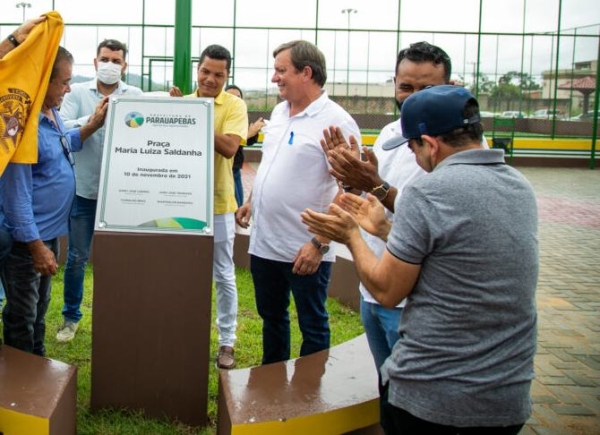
top-left (372, 187), bottom-right (384, 200)
top-left (372, 182), bottom-right (390, 200)
top-left (311, 237), bottom-right (330, 254)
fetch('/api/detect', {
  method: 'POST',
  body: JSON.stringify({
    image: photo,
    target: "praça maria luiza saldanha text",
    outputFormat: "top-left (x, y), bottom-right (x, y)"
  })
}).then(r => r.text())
top-left (114, 140), bottom-right (203, 156)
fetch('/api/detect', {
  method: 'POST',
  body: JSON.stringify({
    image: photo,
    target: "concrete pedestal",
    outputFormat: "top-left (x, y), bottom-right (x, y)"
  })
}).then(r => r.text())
top-left (90, 231), bottom-right (213, 426)
top-left (0, 345), bottom-right (77, 435)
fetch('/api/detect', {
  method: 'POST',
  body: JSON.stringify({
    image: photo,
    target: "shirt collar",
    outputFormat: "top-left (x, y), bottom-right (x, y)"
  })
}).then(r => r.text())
top-left (287, 89), bottom-right (327, 118)
top-left (38, 107), bottom-right (63, 131)
top-left (194, 89), bottom-right (225, 105)
top-left (435, 148), bottom-right (505, 172)
top-left (39, 107), bottom-right (59, 121)
top-left (390, 117), bottom-right (402, 135)
top-left (214, 90), bottom-right (226, 105)
top-left (89, 79), bottom-right (126, 93)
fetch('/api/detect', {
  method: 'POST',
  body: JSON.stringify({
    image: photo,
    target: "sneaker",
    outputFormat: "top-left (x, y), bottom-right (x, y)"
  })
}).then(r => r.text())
top-left (56, 321), bottom-right (79, 343)
top-left (216, 345), bottom-right (236, 369)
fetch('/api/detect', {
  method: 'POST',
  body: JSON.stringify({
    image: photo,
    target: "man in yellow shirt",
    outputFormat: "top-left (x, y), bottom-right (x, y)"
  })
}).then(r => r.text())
top-left (171, 45), bottom-right (248, 369)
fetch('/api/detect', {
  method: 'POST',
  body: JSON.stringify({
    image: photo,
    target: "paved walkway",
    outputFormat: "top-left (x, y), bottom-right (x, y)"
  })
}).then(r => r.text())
top-left (241, 164), bottom-right (600, 434)
top-left (518, 167), bottom-right (600, 435)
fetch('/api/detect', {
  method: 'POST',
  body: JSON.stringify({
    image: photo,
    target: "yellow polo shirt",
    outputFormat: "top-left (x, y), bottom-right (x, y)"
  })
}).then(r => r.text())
top-left (187, 89), bottom-right (248, 214)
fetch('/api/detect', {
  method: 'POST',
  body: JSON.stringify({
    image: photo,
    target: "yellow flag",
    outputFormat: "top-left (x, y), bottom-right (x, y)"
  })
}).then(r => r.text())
top-left (0, 11), bottom-right (64, 175)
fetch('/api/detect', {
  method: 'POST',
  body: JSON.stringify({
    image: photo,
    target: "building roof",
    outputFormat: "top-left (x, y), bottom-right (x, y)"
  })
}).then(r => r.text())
top-left (558, 76), bottom-right (596, 92)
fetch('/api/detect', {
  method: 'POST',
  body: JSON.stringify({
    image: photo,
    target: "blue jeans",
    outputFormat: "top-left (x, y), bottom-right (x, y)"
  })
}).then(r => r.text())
top-left (360, 297), bottom-right (403, 372)
top-left (0, 228), bottom-right (12, 307)
top-left (62, 195), bottom-right (97, 323)
top-left (233, 167), bottom-right (244, 207)
top-left (251, 255), bottom-right (332, 365)
top-left (2, 239), bottom-right (58, 356)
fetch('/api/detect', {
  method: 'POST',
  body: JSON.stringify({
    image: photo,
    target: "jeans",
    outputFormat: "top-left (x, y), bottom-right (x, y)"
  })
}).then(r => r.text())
top-left (0, 228), bottom-right (12, 308)
top-left (360, 297), bottom-right (403, 372)
top-left (251, 254), bottom-right (332, 365)
top-left (214, 213), bottom-right (238, 347)
top-left (2, 239), bottom-right (58, 356)
top-left (232, 167), bottom-right (244, 207)
top-left (62, 195), bottom-right (97, 323)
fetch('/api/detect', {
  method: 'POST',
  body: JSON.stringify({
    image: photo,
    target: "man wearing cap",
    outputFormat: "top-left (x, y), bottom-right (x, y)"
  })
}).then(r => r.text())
top-left (302, 85), bottom-right (538, 433)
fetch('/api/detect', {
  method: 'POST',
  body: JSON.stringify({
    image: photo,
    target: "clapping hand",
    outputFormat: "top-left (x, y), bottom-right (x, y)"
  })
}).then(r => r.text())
top-left (301, 203), bottom-right (360, 245)
top-left (340, 193), bottom-right (391, 241)
top-left (320, 126), bottom-right (381, 192)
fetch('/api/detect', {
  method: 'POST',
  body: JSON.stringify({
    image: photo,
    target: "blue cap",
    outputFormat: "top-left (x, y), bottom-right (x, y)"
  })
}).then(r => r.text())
top-left (400, 85), bottom-right (480, 140)
top-left (381, 134), bottom-right (409, 151)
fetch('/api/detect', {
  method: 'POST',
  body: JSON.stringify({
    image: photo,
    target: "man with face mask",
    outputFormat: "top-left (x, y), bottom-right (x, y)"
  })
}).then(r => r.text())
top-left (320, 42), bottom-right (453, 375)
top-left (56, 39), bottom-right (143, 343)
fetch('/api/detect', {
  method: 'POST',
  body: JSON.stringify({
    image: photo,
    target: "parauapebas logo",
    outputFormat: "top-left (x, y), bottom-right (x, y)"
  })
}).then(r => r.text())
top-left (124, 111), bottom-right (145, 128)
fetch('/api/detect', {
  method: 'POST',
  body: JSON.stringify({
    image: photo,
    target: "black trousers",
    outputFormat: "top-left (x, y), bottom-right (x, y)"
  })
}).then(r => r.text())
top-left (380, 383), bottom-right (525, 435)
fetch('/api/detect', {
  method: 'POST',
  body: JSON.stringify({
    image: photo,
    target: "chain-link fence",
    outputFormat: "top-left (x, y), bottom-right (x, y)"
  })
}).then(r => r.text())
top-left (2, 0), bottom-right (598, 162)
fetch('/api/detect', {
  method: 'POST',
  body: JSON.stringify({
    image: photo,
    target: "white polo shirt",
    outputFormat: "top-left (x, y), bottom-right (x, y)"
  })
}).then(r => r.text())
top-left (249, 91), bottom-right (361, 263)
top-left (360, 118), bottom-right (425, 305)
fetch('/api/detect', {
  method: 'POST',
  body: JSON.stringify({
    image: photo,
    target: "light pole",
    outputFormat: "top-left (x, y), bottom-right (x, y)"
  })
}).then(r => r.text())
top-left (341, 8), bottom-right (357, 102)
top-left (468, 61), bottom-right (477, 93)
top-left (16, 2), bottom-right (31, 22)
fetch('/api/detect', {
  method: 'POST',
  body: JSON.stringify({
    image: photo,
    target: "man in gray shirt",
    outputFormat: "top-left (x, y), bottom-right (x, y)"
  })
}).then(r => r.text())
top-left (302, 85), bottom-right (538, 433)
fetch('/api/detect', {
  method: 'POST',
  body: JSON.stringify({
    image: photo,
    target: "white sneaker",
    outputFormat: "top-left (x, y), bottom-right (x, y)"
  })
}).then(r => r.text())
top-left (56, 321), bottom-right (79, 342)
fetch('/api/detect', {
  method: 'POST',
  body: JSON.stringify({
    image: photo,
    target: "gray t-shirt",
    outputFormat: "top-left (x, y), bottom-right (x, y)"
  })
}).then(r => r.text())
top-left (382, 148), bottom-right (538, 427)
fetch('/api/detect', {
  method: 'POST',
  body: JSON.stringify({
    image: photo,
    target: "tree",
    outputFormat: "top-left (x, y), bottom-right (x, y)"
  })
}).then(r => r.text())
top-left (469, 73), bottom-right (495, 95)
top-left (499, 71), bottom-right (541, 91)
top-left (489, 83), bottom-right (521, 111)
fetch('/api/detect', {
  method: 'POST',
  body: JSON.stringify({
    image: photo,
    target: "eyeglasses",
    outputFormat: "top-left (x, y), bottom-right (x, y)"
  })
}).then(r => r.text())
top-left (60, 135), bottom-right (75, 166)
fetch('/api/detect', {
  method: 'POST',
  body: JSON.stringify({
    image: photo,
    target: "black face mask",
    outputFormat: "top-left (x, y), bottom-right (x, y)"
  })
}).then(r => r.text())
top-left (397, 84), bottom-right (436, 113)
top-left (396, 98), bottom-right (404, 112)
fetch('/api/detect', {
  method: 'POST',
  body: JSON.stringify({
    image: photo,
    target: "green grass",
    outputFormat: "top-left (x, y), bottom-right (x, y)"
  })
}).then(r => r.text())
top-left (32, 264), bottom-right (364, 434)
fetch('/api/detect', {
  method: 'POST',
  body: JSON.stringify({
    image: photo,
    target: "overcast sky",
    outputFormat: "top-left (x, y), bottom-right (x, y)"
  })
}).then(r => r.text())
top-left (3, 0), bottom-right (599, 89)
top-left (8, 0), bottom-right (599, 32)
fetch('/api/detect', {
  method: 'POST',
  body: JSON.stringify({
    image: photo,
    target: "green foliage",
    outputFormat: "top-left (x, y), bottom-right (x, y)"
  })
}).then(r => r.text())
top-left (499, 71), bottom-right (541, 91)
top-left (31, 265), bottom-right (363, 434)
top-left (490, 83), bottom-right (522, 111)
top-left (470, 72), bottom-right (495, 94)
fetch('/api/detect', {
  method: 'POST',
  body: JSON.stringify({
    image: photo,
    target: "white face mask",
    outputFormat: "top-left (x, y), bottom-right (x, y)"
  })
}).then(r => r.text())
top-left (97, 61), bottom-right (123, 85)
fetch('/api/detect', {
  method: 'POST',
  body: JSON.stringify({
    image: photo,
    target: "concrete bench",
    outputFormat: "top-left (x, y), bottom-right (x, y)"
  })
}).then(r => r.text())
top-left (217, 334), bottom-right (381, 435)
top-left (0, 345), bottom-right (77, 435)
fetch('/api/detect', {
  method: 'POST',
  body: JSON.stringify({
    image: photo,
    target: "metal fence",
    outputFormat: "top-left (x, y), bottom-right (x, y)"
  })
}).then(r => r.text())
top-left (2, 0), bottom-right (598, 163)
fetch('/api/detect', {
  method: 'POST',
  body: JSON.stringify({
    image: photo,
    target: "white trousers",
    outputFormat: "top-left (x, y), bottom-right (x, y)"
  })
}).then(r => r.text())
top-left (213, 213), bottom-right (238, 347)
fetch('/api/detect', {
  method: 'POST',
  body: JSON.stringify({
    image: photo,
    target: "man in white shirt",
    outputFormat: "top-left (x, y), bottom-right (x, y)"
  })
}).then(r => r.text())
top-left (321, 42), bottom-right (455, 375)
top-left (236, 40), bottom-right (361, 364)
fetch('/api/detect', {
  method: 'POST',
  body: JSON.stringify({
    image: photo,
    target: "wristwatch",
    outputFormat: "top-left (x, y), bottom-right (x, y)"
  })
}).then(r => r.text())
top-left (7, 34), bottom-right (20, 47)
top-left (311, 237), bottom-right (330, 255)
top-left (339, 181), bottom-right (355, 193)
top-left (370, 181), bottom-right (390, 201)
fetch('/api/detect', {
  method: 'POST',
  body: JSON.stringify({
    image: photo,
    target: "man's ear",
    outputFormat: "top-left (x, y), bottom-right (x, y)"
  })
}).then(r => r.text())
top-left (302, 65), bottom-right (313, 81)
top-left (121, 60), bottom-right (128, 73)
top-left (421, 134), bottom-right (436, 149)
top-left (421, 134), bottom-right (441, 155)
top-left (423, 134), bottom-right (446, 169)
